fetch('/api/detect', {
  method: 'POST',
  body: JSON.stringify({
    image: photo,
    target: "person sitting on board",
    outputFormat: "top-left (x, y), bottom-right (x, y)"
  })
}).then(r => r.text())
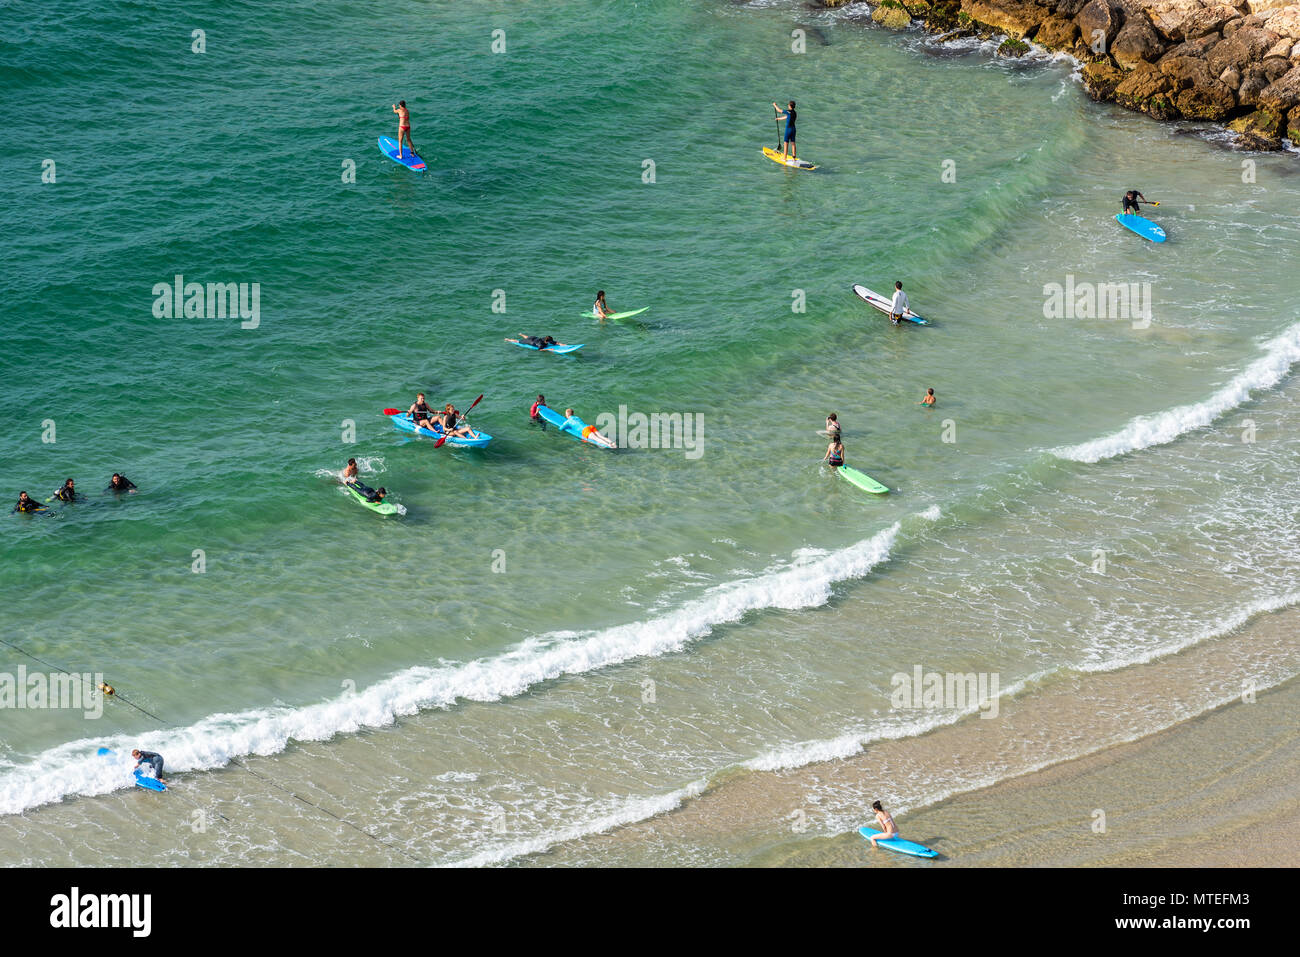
top-left (438, 403), bottom-right (475, 437)
top-left (919, 388), bottom-right (936, 407)
top-left (342, 458), bottom-right (359, 484)
top-left (1121, 190), bottom-right (1149, 215)
top-left (825, 413), bottom-right (841, 439)
top-left (772, 100), bottom-right (797, 162)
top-left (530, 395), bottom-right (547, 423)
top-left (409, 393), bottom-right (438, 431)
top-left (51, 478), bottom-right (78, 502)
top-left (823, 437), bottom-right (845, 469)
top-left (12, 491), bottom-right (43, 513)
top-left (889, 281), bottom-right (910, 325)
top-left (593, 291), bottom-right (615, 320)
top-left (107, 473), bottom-right (137, 493)
top-left (392, 100), bottom-right (418, 159)
top-left (867, 800), bottom-right (901, 846)
top-left (131, 748), bottom-right (168, 785)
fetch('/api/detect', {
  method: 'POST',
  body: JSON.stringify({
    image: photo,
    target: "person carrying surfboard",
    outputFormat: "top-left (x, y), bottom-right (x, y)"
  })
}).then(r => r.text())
top-left (1121, 190), bottom-right (1151, 215)
top-left (772, 101), bottom-right (797, 162)
top-left (889, 281), bottom-right (910, 326)
top-left (392, 100), bottom-right (418, 160)
top-left (867, 800), bottom-right (901, 846)
top-left (131, 748), bottom-right (168, 785)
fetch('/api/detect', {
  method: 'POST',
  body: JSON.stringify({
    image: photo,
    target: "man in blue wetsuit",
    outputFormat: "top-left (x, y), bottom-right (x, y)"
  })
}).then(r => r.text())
top-left (773, 100), bottom-right (797, 162)
top-left (131, 748), bottom-right (167, 785)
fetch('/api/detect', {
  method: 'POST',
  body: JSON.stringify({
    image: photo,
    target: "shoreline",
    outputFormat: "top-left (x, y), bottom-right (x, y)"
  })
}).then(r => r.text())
top-left (823, 0), bottom-right (1300, 151)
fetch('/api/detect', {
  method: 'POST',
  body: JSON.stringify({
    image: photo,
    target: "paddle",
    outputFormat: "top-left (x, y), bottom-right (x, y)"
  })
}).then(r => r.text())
top-left (382, 408), bottom-right (447, 448)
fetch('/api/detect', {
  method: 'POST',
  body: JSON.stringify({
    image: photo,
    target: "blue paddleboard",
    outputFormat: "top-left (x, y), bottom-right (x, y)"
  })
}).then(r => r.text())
top-left (378, 136), bottom-right (426, 172)
top-left (97, 746), bottom-right (167, 792)
top-left (1115, 213), bottom-right (1166, 243)
top-left (858, 826), bottom-right (938, 858)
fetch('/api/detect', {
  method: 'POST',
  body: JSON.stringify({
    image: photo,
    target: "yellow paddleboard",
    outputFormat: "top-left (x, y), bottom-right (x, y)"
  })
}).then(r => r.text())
top-left (762, 147), bottom-right (818, 171)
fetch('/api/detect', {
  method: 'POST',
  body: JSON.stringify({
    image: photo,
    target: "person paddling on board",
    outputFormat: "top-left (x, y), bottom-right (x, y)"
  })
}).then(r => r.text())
top-left (823, 437), bottom-right (845, 469)
top-left (563, 408), bottom-right (613, 447)
top-left (889, 281), bottom-right (910, 326)
top-left (352, 482), bottom-right (388, 504)
top-left (107, 473), bottom-right (137, 493)
top-left (409, 393), bottom-right (437, 431)
top-left (12, 491), bottom-right (44, 513)
top-left (530, 395), bottom-right (547, 423)
top-left (1121, 190), bottom-right (1151, 215)
top-left (825, 413), bottom-right (841, 439)
top-left (131, 748), bottom-right (168, 785)
top-left (51, 478), bottom-right (78, 503)
top-left (867, 800), bottom-right (903, 846)
top-left (519, 334), bottom-right (559, 350)
top-left (593, 291), bottom-right (614, 321)
top-left (919, 388), bottom-right (936, 407)
top-left (342, 458), bottom-right (359, 484)
top-left (772, 100), bottom-right (797, 162)
top-left (392, 100), bottom-right (418, 159)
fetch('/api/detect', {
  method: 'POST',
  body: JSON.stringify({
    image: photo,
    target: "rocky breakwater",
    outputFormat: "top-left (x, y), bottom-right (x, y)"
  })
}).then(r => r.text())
top-left (825, 0), bottom-right (1300, 149)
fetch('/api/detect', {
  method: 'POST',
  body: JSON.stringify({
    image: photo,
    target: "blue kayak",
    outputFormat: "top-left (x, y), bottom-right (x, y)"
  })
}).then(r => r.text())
top-left (388, 413), bottom-right (492, 448)
top-left (1115, 213), bottom-right (1166, 243)
top-left (535, 404), bottom-right (616, 448)
top-left (858, 827), bottom-right (938, 858)
top-left (378, 136), bottom-right (426, 172)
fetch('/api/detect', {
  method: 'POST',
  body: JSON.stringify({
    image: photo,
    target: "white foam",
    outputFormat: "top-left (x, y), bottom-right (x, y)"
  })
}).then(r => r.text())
top-left (0, 510), bottom-right (939, 817)
top-left (1052, 321), bottom-right (1300, 463)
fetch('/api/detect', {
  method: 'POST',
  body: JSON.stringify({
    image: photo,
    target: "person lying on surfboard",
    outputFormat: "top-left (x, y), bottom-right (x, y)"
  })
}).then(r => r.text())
top-left (867, 800), bottom-right (900, 846)
top-left (391, 100), bottom-right (418, 159)
top-left (131, 748), bottom-right (168, 785)
top-left (889, 281), bottom-right (910, 326)
top-left (919, 388), bottom-right (936, 407)
top-left (1121, 190), bottom-right (1151, 215)
top-left (593, 291), bottom-right (615, 320)
top-left (772, 100), bottom-right (797, 162)
top-left (518, 334), bottom-right (559, 350)
top-left (823, 437), bottom-right (845, 469)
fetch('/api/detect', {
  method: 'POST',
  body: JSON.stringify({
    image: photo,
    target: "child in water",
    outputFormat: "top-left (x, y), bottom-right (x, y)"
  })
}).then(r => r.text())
top-left (919, 388), bottom-right (935, 407)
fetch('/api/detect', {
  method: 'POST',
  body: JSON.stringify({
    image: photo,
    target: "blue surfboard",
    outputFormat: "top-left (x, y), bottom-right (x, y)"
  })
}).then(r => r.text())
top-left (98, 746), bottom-right (168, 791)
top-left (858, 826), bottom-right (938, 858)
top-left (378, 136), bottom-right (426, 172)
top-left (1115, 213), bottom-right (1166, 243)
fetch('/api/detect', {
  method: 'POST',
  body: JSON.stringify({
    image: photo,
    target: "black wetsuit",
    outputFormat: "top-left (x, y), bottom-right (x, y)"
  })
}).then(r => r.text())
top-left (107, 477), bottom-right (137, 492)
top-left (52, 485), bottom-right (76, 502)
top-left (12, 497), bottom-right (42, 513)
top-left (135, 750), bottom-right (164, 777)
top-left (1122, 192), bottom-right (1142, 214)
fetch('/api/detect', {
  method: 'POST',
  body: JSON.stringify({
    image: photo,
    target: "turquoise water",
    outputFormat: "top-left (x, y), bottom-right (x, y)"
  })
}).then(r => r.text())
top-left (2, 0), bottom-right (1299, 864)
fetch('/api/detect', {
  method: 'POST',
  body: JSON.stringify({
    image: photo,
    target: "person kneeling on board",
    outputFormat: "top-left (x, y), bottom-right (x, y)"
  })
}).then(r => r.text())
top-left (132, 748), bottom-right (168, 785)
top-left (823, 437), bottom-right (845, 469)
top-left (867, 800), bottom-right (900, 846)
top-left (1121, 189), bottom-right (1150, 215)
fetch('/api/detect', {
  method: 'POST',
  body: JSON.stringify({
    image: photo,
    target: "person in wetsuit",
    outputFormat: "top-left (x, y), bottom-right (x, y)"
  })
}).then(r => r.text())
top-left (530, 395), bottom-right (547, 423)
top-left (12, 491), bottom-right (44, 513)
top-left (520, 335), bottom-right (558, 350)
top-left (131, 748), bottom-right (167, 785)
top-left (1121, 190), bottom-right (1150, 215)
top-left (51, 478), bottom-right (77, 502)
top-left (350, 481), bottom-right (387, 504)
top-left (773, 100), bottom-right (797, 162)
top-left (107, 473), bottom-right (137, 492)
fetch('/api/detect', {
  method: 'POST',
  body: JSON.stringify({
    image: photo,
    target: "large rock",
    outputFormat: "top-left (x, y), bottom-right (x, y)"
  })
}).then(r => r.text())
top-left (1172, 80), bottom-right (1239, 116)
top-left (873, 3), bottom-right (914, 29)
top-left (1112, 16), bottom-right (1168, 66)
top-left (1259, 63), bottom-right (1300, 112)
top-left (1238, 63), bottom-right (1277, 102)
top-left (1245, 0), bottom-right (1293, 12)
top-left (963, 0), bottom-right (1049, 37)
top-left (1115, 61), bottom-right (1178, 98)
top-left (1259, 9), bottom-right (1300, 41)
top-left (1082, 58), bottom-right (1126, 97)
top-left (1205, 26), bottom-right (1280, 74)
top-left (1077, 0), bottom-right (1126, 49)
top-left (1229, 108), bottom-right (1284, 147)
top-left (1037, 13), bottom-right (1082, 50)
top-left (1141, 1), bottom-right (1242, 41)
top-left (1158, 50), bottom-right (1217, 87)
top-left (1288, 104), bottom-right (1300, 138)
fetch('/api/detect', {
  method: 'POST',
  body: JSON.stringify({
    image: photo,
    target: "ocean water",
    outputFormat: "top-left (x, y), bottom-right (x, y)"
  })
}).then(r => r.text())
top-left (2, 0), bottom-right (1298, 865)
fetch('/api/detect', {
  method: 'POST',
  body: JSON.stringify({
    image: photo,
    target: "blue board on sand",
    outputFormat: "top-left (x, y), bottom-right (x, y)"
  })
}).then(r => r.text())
top-left (858, 827), bottom-right (937, 858)
top-left (1115, 213), bottom-right (1166, 243)
top-left (378, 136), bottom-right (426, 172)
top-left (97, 746), bottom-right (167, 792)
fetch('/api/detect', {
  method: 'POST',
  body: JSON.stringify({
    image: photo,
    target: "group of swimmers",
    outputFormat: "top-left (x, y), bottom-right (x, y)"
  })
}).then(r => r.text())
top-left (820, 389), bottom-right (934, 471)
top-left (12, 474), bottom-right (138, 513)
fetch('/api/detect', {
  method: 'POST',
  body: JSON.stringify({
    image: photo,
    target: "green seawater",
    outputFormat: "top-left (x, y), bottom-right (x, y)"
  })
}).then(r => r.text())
top-left (2, 0), bottom-right (1298, 865)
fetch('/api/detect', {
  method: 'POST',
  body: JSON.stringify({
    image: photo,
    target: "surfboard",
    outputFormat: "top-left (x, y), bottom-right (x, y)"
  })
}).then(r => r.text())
top-left (858, 827), bottom-right (938, 858)
top-left (98, 746), bottom-right (168, 791)
top-left (587, 307), bottom-right (648, 321)
top-left (837, 465), bottom-right (889, 495)
top-left (378, 136), bottom-right (426, 172)
top-left (762, 147), bottom-right (818, 170)
top-left (1115, 213), bottom-right (1166, 243)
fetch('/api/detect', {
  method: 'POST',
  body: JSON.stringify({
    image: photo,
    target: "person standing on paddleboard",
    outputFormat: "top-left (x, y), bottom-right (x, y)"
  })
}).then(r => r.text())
top-left (773, 101), bottom-right (797, 162)
top-left (1121, 190), bottom-right (1150, 215)
top-left (889, 281), bottom-right (909, 325)
top-left (867, 800), bottom-right (901, 846)
top-left (392, 100), bottom-right (418, 159)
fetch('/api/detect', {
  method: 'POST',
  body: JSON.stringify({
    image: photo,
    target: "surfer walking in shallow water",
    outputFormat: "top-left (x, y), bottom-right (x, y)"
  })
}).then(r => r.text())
top-left (392, 100), bottom-right (418, 159)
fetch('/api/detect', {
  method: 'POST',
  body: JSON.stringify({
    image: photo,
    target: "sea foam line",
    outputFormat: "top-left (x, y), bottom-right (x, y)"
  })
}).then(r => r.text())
top-left (0, 508), bottom-right (940, 817)
top-left (1051, 321), bottom-right (1300, 463)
